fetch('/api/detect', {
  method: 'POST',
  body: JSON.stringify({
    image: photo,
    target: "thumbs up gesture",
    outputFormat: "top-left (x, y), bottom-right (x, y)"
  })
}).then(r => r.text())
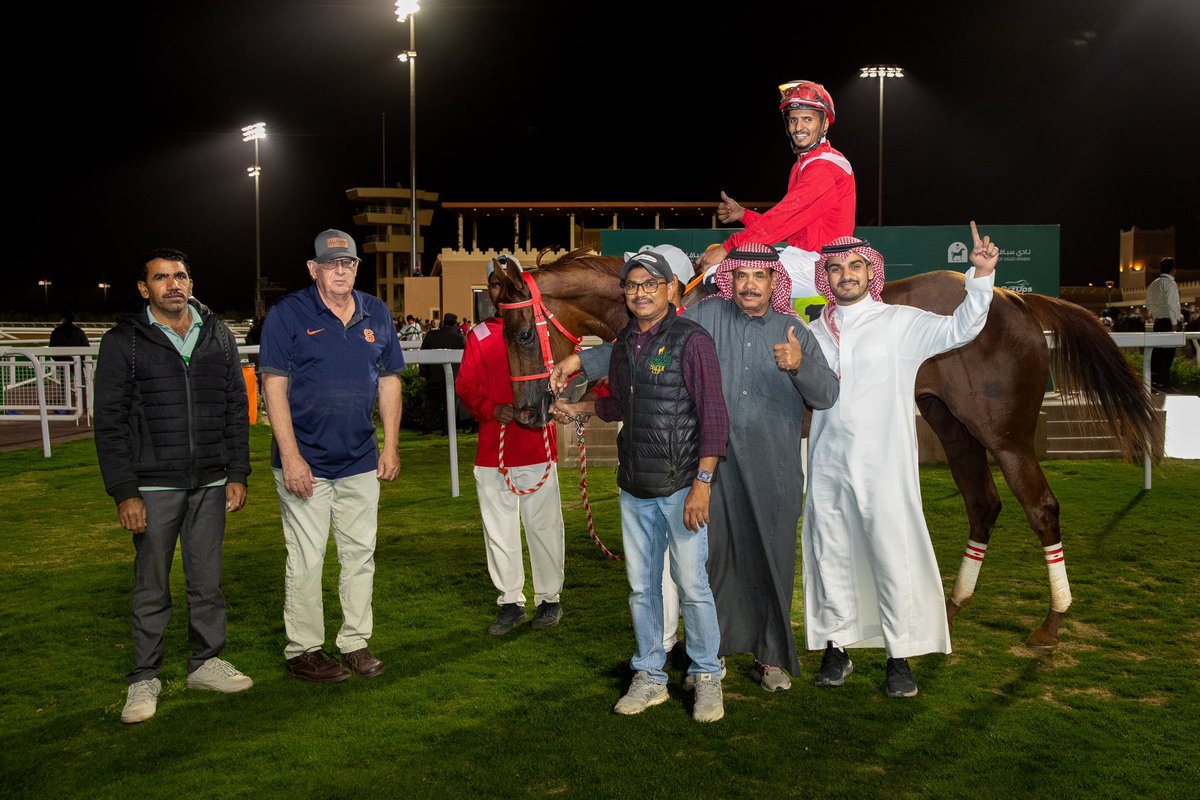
top-left (717, 190), bottom-right (745, 224)
top-left (773, 325), bottom-right (804, 372)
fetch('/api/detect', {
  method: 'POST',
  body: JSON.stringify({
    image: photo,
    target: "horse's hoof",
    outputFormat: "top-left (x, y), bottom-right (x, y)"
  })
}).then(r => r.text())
top-left (1025, 628), bottom-right (1059, 650)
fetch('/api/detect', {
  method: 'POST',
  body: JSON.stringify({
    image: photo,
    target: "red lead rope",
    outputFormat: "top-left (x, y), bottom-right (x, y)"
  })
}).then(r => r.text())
top-left (573, 419), bottom-right (624, 562)
top-left (497, 423), bottom-right (554, 495)
top-left (496, 420), bottom-right (624, 562)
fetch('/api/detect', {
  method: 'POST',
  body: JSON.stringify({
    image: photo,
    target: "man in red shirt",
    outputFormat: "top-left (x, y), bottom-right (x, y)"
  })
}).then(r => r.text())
top-left (696, 80), bottom-right (856, 319)
top-left (456, 256), bottom-right (566, 635)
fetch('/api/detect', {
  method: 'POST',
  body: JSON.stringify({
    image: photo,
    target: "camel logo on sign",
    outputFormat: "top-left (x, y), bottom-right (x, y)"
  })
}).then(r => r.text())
top-left (947, 241), bottom-right (968, 263)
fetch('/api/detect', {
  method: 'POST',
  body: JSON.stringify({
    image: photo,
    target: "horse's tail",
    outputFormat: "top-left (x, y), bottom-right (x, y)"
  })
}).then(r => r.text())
top-left (1022, 293), bottom-right (1163, 463)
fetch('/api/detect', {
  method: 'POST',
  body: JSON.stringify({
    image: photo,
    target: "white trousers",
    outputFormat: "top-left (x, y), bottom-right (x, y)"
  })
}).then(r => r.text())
top-left (275, 469), bottom-right (379, 659)
top-left (662, 552), bottom-right (681, 650)
top-left (475, 463), bottom-right (565, 606)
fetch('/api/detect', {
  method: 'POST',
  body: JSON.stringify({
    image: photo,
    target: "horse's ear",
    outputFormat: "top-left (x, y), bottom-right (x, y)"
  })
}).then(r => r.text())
top-left (498, 256), bottom-right (524, 287)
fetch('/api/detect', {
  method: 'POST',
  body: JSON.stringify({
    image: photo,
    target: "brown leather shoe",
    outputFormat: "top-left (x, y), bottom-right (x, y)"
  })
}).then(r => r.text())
top-left (285, 650), bottom-right (351, 683)
top-left (343, 647), bottom-right (385, 678)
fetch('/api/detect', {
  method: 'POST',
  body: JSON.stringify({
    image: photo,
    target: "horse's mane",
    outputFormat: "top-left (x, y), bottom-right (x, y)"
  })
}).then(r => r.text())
top-left (533, 247), bottom-right (621, 279)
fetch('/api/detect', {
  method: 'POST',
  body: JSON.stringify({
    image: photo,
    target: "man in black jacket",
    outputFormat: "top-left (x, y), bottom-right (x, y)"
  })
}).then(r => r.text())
top-left (94, 248), bottom-right (253, 725)
top-left (419, 312), bottom-right (466, 433)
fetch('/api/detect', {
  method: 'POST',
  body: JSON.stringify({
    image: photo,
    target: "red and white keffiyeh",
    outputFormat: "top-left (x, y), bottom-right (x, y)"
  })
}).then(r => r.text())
top-left (713, 243), bottom-right (797, 317)
top-left (814, 237), bottom-right (885, 344)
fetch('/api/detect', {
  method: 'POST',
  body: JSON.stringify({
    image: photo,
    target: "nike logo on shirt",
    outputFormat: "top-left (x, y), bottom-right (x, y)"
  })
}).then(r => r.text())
top-left (307, 328), bottom-right (326, 336)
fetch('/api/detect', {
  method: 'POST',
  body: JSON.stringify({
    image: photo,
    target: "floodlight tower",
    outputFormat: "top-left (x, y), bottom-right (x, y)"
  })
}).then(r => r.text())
top-left (242, 121), bottom-right (267, 317)
top-left (860, 65), bottom-right (903, 225)
top-left (396, 1), bottom-right (421, 275)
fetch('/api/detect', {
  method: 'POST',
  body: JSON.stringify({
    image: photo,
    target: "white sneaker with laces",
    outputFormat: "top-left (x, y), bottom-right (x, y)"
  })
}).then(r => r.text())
top-left (121, 678), bottom-right (161, 724)
top-left (683, 657), bottom-right (727, 690)
top-left (187, 657), bottom-right (254, 693)
top-left (691, 674), bottom-right (725, 723)
top-left (614, 671), bottom-right (669, 715)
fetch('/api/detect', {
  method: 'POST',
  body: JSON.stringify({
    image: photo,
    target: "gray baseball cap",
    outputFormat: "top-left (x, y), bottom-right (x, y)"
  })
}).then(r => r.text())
top-left (313, 229), bottom-right (358, 262)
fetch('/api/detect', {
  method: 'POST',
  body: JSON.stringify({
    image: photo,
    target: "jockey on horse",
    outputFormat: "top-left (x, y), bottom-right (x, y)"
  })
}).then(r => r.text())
top-left (694, 80), bottom-right (856, 320)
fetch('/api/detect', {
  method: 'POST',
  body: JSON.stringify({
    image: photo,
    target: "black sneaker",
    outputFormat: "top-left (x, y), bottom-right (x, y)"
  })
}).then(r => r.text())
top-left (487, 603), bottom-right (526, 636)
top-left (814, 642), bottom-right (854, 687)
top-left (530, 601), bottom-right (563, 631)
top-left (885, 657), bottom-right (918, 698)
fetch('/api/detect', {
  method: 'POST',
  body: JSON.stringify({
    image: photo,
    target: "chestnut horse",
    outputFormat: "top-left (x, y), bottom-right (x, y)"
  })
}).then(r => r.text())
top-left (492, 249), bottom-right (1161, 649)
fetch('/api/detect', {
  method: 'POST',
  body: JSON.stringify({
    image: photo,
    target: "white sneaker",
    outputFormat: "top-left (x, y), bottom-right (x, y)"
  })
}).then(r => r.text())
top-left (691, 674), bottom-right (724, 723)
top-left (121, 678), bottom-right (161, 724)
top-left (683, 657), bottom-right (727, 690)
top-left (187, 657), bottom-right (254, 693)
top-left (614, 671), bottom-right (669, 715)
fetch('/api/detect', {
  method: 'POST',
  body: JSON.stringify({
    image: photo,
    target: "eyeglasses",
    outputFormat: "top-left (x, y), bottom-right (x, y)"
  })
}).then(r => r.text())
top-left (621, 278), bottom-right (665, 295)
top-left (316, 258), bottom-right (360, 272)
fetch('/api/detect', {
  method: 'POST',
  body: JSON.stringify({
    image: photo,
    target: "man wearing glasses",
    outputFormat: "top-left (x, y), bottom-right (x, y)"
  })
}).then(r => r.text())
top-left (553, 250), bottom-right (729, 722)
top-left (260, 229), bottom-right (405, 683)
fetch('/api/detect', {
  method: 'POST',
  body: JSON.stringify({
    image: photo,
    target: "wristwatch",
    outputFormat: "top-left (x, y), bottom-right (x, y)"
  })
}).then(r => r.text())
top-left (696, 470), bottom-right (714, 484)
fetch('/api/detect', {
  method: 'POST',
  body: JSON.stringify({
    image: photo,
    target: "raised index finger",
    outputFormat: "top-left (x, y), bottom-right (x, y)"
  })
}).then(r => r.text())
top-left (969, 220), bottom-right (982, 248)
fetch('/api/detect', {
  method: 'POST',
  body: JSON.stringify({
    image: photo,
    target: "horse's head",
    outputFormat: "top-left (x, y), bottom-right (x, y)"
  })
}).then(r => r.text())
top-left (493, 255), bottom-right (585, 428)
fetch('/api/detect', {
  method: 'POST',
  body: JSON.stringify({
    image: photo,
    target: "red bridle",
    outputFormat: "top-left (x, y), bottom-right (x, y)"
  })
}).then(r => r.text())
top-left (497, 271), bottom-right (583, 382)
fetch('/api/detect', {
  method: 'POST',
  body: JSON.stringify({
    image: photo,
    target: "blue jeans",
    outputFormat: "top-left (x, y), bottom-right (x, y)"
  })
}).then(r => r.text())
top-left (620, 487), bottom-right (722, 683)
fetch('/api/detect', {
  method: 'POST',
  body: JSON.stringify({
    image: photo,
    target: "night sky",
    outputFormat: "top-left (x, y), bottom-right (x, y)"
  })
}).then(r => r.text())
top-left (9, 0), bottom-right (1198, 317)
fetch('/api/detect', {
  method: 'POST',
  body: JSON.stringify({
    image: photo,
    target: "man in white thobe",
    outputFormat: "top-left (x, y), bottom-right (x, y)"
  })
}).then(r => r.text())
top-left (802, 223), bottom-right (999, 698)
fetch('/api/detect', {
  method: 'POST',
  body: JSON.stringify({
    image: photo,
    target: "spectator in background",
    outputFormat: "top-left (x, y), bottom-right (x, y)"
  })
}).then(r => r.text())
top-left (49, 311), bottom-right (90, 357)
top-left (244, 316), bottom-right (264, 369)
top-left (1145, 257), bottom-right (1182, 392)
top-left (399, 315), bottom-right (423, 341)
top-left (420, 313), bottom-right (466, 434)
top-left (1114, 310), bottom-right (1147, 333)
top-left (243, 315), bottom-right (267, 423)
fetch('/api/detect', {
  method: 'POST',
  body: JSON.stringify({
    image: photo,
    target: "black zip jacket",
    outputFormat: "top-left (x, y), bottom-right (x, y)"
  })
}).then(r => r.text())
top-left (94, 299), bottom-right (251, 505)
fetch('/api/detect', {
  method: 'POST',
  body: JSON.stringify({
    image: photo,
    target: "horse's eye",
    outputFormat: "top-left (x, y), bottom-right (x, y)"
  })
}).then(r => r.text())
top-left (517, 330), bottom-right (534, 344)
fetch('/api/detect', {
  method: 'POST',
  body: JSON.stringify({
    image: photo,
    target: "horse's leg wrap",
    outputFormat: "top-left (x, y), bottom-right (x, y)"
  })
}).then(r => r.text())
top-left (1044, 543), bottom-right (1072, 613)
top-left (950, 540), bottom-right (988, 607)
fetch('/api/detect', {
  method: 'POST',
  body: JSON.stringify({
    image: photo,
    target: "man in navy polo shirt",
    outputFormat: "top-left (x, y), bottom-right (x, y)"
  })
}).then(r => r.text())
top-left (260, 229), bottom-right (405, 684)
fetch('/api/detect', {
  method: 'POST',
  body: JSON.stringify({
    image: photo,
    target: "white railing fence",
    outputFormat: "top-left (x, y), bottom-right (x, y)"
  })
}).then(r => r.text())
top-left (4, 334), bottom-right (1196, 495)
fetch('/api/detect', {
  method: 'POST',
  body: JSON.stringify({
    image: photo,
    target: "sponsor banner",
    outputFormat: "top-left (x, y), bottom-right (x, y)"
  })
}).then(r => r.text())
top-left (601, 225), bottom-right (1061, 296)
top-left (855, 225), bottom-right (1060, 296)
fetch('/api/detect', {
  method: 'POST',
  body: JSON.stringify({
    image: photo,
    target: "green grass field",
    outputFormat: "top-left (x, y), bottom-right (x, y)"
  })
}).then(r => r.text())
top-left (1, 428), bottom-right (1197, 799)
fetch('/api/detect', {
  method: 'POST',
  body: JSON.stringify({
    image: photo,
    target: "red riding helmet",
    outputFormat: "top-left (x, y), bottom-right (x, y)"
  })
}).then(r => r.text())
top-left (779, 80), bottom-right (836, 126)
